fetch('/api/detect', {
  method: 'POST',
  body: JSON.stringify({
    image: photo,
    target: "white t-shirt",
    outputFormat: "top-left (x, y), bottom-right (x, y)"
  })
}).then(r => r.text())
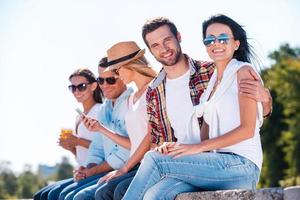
top-left (166, 69), bottom-right (200, 144)
top-left (75, 103), bottom-right (102, 166)
top-left (125, 90), bottom-right (148, 156)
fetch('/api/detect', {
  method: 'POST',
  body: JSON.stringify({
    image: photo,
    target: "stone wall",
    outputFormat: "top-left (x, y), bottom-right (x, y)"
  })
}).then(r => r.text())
top-left (175, 186), bottom-right (300, 200)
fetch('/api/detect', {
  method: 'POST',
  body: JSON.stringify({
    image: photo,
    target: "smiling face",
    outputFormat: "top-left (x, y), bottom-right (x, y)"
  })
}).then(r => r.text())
top-left (98, 67), bottom-right (126, 101)
top-left (205, 23), bottom-right (240, 64)
top-left (145, 25), bottom-right (182, 66)
top-left (70, 75), bottom-right (96, 103)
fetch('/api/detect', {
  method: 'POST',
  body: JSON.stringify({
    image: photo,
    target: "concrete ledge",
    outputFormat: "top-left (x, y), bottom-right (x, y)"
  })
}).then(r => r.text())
top-left (176, 189), bottom-right (258, 200)
top-left (176, 186), bottom-right (300, 200)
top-left (284, 186), bottom-right (300, 200)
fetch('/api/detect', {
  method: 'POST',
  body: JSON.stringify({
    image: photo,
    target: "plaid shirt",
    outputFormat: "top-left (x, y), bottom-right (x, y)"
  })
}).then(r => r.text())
top-left (146, 55), bottom-right (215, 145)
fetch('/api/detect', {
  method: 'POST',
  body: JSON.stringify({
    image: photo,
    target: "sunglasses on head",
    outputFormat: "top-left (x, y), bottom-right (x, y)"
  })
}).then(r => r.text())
top-left (203, 33), bottom-right (231, 47)
top-left (68, 83), bottom-right (91, 93)
top-left (97, 77), bottom-right (118, 85)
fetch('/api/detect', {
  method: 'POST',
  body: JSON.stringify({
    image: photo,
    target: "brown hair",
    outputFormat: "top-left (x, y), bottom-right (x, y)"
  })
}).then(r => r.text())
top-left (142, 17), bottom-right (178, 47)
top-left (69, 68), bottom-right (104, 103)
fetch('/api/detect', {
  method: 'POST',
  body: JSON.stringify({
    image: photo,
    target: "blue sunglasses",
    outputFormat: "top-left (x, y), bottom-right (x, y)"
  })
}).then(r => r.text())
top-left (203, 33), bottom-right (231, 47)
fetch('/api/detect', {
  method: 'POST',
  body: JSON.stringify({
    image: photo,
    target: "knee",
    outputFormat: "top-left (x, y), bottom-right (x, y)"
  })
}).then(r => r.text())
top-left (73, 192), bottom-right (85, 200)
top-left (58, 190), bottom-right (68, 200)
top-left (33, 192), bottom-right (41, 200)
top-left (142, 150), bottom-right (160, 165)
top-left (48, 190), bottom-right (58, 200)
top-left (40, 190), bottom-right (49, 200)
top-left (144, 188), bottom-right (159, 200)
top-left (95, 188), bottom-right (112, 200)
top-left (113, 186), bottom-right (126, 200)
top-left (64, 192), bottom-right (75, 200)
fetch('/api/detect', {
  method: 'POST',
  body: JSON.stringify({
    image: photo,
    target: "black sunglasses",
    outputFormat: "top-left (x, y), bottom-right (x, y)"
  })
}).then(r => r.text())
top-left (97, 77), bottom-right (118, 85)
top-left (68, 83), bottom-right (91, 93)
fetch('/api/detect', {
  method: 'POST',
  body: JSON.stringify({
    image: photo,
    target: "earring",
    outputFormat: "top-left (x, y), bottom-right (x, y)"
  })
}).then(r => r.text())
top-left (235, 46), bottom-right (239, 50)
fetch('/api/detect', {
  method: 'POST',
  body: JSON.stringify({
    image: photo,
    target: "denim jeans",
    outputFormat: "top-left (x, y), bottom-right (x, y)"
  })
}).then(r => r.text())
top-left (33, 178), bottom-right (73, 200)
top-left (47, 178), bottom-right (74, 200)
top-left (58, 174), bottom-right (104, 200)
top-left (73, 167), bottom-right (138, 200)
top-left (33, 181), bottom-right (59, 200)
top-left (123, 151), bottom-right (260, 200)
top-left (95, 168), bottom-right (137, 200)
top-left (112, 176), bottom-right (134, 200)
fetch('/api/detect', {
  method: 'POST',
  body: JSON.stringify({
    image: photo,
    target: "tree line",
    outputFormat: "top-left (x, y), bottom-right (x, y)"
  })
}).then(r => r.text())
top-left (259, 43), bottom-right (300, 187)
top-left (0, 157), bottom-right (73, 199)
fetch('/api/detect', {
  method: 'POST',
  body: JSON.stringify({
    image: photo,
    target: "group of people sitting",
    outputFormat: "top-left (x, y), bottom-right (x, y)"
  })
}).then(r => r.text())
top-left (34, 14), bottom-right (272, 200)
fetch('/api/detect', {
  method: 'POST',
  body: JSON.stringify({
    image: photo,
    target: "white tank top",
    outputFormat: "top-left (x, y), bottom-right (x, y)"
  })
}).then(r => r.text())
top-left (213, 73), bottom-right (263, 170)
top-left (193, 59), bottom-right (263, 170)
top-left (75, 103), bottom-right (102, 166)
top-left (125, 91), bottom-right (148, 156)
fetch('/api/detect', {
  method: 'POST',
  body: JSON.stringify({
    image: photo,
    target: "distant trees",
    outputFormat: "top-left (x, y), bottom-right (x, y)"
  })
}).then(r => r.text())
top-left (0, 161), bottom-right (18, 199)
top-left (259, 44), bottom-right (300, 187)
top-left (0, 157), bottom-right (73, 199)
top-left (17, 165), bottom-right (42, 198)
top-left (56, 157), bottom-right (74, 180)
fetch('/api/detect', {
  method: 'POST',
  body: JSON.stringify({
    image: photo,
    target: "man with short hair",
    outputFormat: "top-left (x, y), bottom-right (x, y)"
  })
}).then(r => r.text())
top-left (123, 17), bottom-right (272, 200)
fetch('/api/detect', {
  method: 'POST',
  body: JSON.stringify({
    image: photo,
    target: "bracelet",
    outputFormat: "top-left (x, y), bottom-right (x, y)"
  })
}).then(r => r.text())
top-left (263, 88), bottom-right (273, 118)
top-left (263, 100), bottom-right (273, 118)
top-left (263, 110), bottom-right (272, 118)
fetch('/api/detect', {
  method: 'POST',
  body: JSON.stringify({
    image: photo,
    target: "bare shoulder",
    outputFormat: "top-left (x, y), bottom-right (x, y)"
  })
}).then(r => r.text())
top-left (237, 65), bottom-right (255, 81)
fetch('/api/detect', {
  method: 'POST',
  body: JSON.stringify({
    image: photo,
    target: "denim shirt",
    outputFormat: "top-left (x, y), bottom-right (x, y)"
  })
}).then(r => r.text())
top-left (86, 133), bottom-right (105, 165)
top-left (98, 87), bottom-right (133, 169)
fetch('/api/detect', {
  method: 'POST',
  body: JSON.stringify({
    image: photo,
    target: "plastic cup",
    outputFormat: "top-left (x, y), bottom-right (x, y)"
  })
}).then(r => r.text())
top-left (60, 128), bottom-right (73, 139)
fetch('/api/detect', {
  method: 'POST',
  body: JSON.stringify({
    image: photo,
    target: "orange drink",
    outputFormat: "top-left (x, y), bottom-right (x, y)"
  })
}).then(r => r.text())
top-left (60, 128), bottom-right (73, 139)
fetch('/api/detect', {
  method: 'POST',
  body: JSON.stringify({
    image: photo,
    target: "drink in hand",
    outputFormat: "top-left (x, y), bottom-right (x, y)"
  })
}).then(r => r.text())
top-left (60, 128), bottom-right (73, 139)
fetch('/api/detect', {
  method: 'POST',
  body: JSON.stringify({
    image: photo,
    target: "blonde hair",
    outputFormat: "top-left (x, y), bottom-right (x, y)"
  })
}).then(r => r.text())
top-left (122, 56), bottom-right (157, 78)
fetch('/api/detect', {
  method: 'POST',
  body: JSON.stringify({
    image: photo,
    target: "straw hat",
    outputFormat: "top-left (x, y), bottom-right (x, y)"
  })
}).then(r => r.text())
top-left (105, 41), bottom-right (145, 71)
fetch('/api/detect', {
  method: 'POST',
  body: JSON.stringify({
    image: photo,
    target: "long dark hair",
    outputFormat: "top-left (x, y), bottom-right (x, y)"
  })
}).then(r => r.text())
top-left (69, 68), bottom-right (103, 103)
top-left (202, 14), bottom-right (259, 65)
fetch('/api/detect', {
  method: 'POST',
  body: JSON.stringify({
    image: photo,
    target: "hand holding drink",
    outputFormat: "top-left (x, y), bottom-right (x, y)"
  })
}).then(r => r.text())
top-left (59, 128), bottom-right (78, 152)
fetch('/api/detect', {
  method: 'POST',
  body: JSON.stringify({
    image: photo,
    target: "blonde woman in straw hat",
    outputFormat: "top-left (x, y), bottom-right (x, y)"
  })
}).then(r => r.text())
top-left (75, 41), bottom-right (157, 200)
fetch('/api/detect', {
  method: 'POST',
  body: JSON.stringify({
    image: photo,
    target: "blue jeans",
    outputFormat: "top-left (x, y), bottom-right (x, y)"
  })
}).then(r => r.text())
top-left (33, 182), bottom-right (58, 200)
top-left (95, 168), bottom-right (137, 200)
top-left (123, 151), bottom-right (260, 200)
top-left (48, 178), bottom-right (74, 200)
top-left (58, 174), bottom-right (104, 200)
top-left (33, 179), bottom-right (72, 200)
top-left (112, 176), bottom-right (134, 200)
top-left (73, 168), bottom-right (138, 200)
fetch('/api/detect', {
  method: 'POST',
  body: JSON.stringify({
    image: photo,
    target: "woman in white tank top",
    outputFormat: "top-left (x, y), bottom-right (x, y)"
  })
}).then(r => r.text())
top-left (62, 68), bottom-right (104, 166)
top-left (34, 68), bottom-right (104, 200)
top-left (122, 15), bottom-right (265, 200)
top-left (81, 41), bottom-right (157, 200)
